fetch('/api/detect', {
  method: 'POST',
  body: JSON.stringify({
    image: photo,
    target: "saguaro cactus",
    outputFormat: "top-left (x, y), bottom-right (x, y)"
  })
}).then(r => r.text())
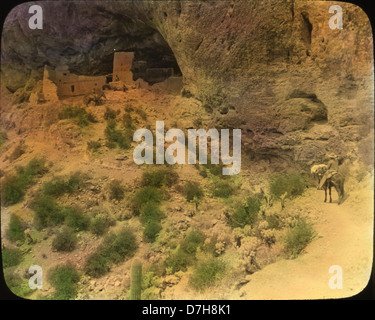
top-left (130, 260), bottom-right (142, 300)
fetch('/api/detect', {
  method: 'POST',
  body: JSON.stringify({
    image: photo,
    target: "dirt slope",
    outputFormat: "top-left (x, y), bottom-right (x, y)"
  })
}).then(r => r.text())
top-left (234, 181), bottom-right (374, 300)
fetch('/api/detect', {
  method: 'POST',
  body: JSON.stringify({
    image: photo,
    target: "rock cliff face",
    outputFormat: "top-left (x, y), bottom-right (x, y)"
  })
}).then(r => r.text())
top-left (1, 0), bottom-right (373, 167)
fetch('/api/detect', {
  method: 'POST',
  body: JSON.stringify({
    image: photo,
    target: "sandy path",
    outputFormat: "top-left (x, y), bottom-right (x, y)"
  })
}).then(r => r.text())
top-left (237, 187), bottom-right (374, 300)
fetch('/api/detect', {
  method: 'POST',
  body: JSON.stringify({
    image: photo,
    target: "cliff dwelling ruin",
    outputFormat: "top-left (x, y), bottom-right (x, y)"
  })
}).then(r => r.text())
top-left (42, 51), bottom-right (183, 101)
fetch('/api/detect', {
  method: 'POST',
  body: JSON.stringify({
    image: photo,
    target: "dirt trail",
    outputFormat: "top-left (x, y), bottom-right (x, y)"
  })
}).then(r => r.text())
top-left (236, 186), bottom-right (374, 300)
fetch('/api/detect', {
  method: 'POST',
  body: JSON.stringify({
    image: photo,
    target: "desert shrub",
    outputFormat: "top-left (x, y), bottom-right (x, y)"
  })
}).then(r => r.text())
top-left (138, 196), bottom-right (164, 243)
top-left (33, 194), bottom-right (65, 229)
top-left (63, 207), bottom-right (90, 231)
top-left (101, 228), bottom-right (137, 263)
top-left (141, 167), bottom-right (179, 188)
top-left (84, 252), bottom-right (111, 278)
top-left (139, 203), bottom-right (163, 225)
top-left (58, 105), bottom-right (96, 127)
top-left (6, 214), bottom-right (25, 243)
top-left (42, 173), bottom-right (82, 197)
top-left (199, 162), bottom-right (224, 178)
top-left (165, 248), bottom-right (193, 273)
top-left (212, 180), bottom-right (233, 198)
top-left (2, 247), bottom-right (23, 268)
top-left (87, 140), bottom-right (101, 152)
top-left (84, 89), bottom-right (106, 106)
top-left (52, 227), bottom-right (78, 252)
top-left (183, 181), bottom-right (204, 202)
top-left (285, 218), bottom-right (315, 258)
top-left (105, 120), bottom-right (131, 149)
top-left (180, 230), bottom-right (205, 255)
top-left (123, 112), bottom-right (136, 130)
top-left (143, 219), bottom-right (162, 243)
top-left (108, 180), bottom-right (125, 201)
top-left (141, 270), bottom-right (160, 300)
top-left (90, 214), bottom-right (115, 236)
top-left (190, 259), bottom-right (226, 291)
top-left (104, 107), bottom-right (118, 120)
top-left (270, 173), bottom-right (306, 199)
top-left (165, 230), bottom-right (205, 273)
top-left (33, 194), bottom-right (89, 231)
top-left (266, 213), bottom-right (282, 230)
top-left (133, 186), bottom-right (162, 213)
top-left (85, 228), bottom-right (137, 277)
top-left (135, 107), bottom-right (148, 121)
top-left (48, 264), bottom-right (80, 300)
top-left (3, 269), bottom-right (33, 297)
top-left (2, 158), bottom-right (48, 205)
top-left (230, 195), bottom-right (262, 228)
top-left (134, 184), bottom-right (165, 243)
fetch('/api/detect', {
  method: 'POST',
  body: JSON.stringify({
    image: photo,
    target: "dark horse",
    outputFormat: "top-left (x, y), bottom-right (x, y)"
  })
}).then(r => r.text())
top-left (320, 172), bottom-right (345, 204)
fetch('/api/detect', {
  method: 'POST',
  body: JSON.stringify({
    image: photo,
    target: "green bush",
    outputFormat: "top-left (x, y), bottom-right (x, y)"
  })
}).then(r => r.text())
top-left (285, 218), bottom-right (315, 258)
top-left (52, 227), bottom-right (77, 252)
top-left (141, 167), bottom-right (179, 188)
top-left (180, 230), bottom-right (205, 255)
top-left (87, 140), bottom-right (101, 152)
top-left (85, 228), bottom-right (137, 277)
top-left (104, 107), bottom-right (118, 120)
top-left (143, 220), bottom-right (162, 243)
top-left (33, 194), bottom-right (65, 229)
top-left (90, 214), bottom-right (114, 236)
top-left (165, 248), bottom-right (193, 273)
top-left (42, 173), bottom-right (82, 197)
top-left (33, 194), bottom-right (89, 231)
top-left (133, 187), bottom-right (162, 213)
top-left (2, 158), bottom-right (48, 205)
top-left (2, 247), bottom-right (23, 268)
top-left (102, 229), bottom-right (137, 263)
top-left (105, 120), bottom-right (131, 149)
top-left (270, 173), bottom-right (306, 199)
top-left (212, 180), bottom-right (233, 198)
top-left (184, 181), bottom-right (204, 202)
top-left (134, 107), bottom-right (148, 121)
top-left (138, 201), bottom-right (163, 243)
top-left (266, 214), bottom-right (282, 230)
top-left (48, 264), bottom-right (80, 300)
top-left (108, 180), bottom-right (125, 201)
top-left (165, 230), bottom-right (205, 273)
top-left (6, 214), bottom-right (25, 243)
top-left (139, 202), bottom-right (163, 224)
top-left (123, 112), bottom-right (136, 130)
top-left (230, 195), bottom-right (262, 228)
top-left (199, 162), bottom-right (224, 178)
top-left (190, 259), bottom-right (226, 291)
top-left (58, 105), bottom-right (96, 127)
top-left (63, 207), bottom-right (90, 231)
top-left (84, 252), bottom-right (111, 278)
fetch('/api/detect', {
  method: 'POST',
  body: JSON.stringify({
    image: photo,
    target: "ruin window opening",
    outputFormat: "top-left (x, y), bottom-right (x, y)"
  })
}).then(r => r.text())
top-left (71, 85), bottom-right (75, 93)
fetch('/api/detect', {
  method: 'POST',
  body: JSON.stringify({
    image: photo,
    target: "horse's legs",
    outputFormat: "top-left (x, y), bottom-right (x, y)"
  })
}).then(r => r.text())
top-left (329, 185), bottom-right (332, 203)
top-left (324, 186), bottom-right (327, 203)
